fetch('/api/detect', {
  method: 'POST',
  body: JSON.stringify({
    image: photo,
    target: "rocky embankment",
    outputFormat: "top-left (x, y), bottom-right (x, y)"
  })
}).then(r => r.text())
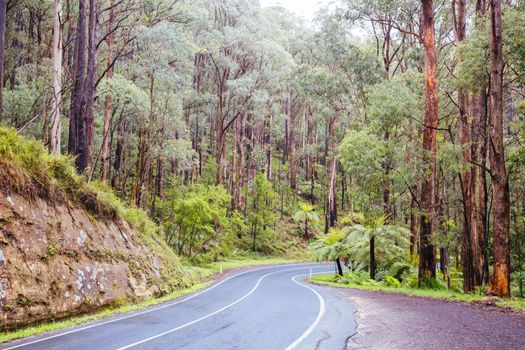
top-left (0, 190), bottom-right (190, 329)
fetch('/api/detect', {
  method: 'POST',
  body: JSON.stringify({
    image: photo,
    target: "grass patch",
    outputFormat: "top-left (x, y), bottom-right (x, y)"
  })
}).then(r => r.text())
top-left (309, 274), bottom-right (525, 311)
top-left (0, 256), bottom-right (302, 344)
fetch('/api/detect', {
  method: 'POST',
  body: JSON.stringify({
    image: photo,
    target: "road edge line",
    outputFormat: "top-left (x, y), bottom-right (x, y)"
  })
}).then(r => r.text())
top-left (284, 273), bottom-right (327, 350)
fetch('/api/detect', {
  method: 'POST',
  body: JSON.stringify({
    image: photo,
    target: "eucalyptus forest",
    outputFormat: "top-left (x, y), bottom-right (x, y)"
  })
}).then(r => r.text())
top-left (1, 0), bottom-right (525, 310)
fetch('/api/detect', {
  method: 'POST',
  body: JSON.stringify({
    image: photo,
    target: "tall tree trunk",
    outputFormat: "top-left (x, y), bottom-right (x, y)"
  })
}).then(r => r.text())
top-left (266, 110), bottom-right (273, 181)
top-left (0, 0), bottom-right (6, 122)
top-left (50, 0), bottom-right (63, 155)
top-left (307, 107), bottom-right (315, 202)
top-left (151, 153), bottom-right (164, 215)
top-left (100, 0), bottom-right (114, 181)
top-left (77, 0), bottom-right (98, 173)
top-left (111, 113), bottom-right (124, 190)
top-left (480, 108), bottom-right (490, 285)
top-left (453, 0), bottom-right (482, 291)
top-left (474, 0), bottom-right (490, 287)
top-left (327, 112), bottom-right (338, 227)
top-left (69, 0), bottom-right (87, 156)
top-left (383, 131), bottom-right (391, 219)
top-left (488, 0), bottom-right (510, 297)
top-left (410, 192), bottom-right (419, 256)
top-left (215, 127), bottom-right (225, 185)
top-left (419, 0), bottom-right (438, 284)
top-left (238, 115), bottom-right (245, 210)
top-left (232, 117), bottom-right (239, 210)
top-left (288, 94), bottom-right (297, 190)
top-left (132, 75), bottom-right (154, 208)
top-left (407, 112), bottom-right (419, 256)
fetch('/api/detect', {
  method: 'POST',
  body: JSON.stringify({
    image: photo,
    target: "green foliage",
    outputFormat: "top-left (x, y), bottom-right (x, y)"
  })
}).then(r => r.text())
top-left (0, 126), bottom-right (82, 201)
top-left (310, 274), bottom-right (525, 311)
top-left (366, 76), bottom-right (418, 133)
top-left (344, 222), bottom-right (410, 273)
top-left (309, 227), bottom-right (350, 262)
top-left (160, 183), bottom-right (231, 261)
top-left (382, 276), bottom-right (401, 288)
top-left (248, 172), bottom-right (278, 252)
top-left (292, 203), bottom-right (320, 237)
top-left (333, 272), bottom-right (381, 287)
top-left (339, 129), bottom-right (385, 191)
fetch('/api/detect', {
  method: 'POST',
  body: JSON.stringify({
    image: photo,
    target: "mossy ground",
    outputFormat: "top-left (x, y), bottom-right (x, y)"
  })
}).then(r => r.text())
top-left (309, 274), bottom-right (525, 311)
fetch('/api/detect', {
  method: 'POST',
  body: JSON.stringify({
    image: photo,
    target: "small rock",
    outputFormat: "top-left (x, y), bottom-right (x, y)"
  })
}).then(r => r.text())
top-left (77, 230), bottom-right (87, 246)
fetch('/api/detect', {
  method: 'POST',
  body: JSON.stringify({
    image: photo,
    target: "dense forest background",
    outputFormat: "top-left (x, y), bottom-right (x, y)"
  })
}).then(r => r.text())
top-left (0, 0), bottom-right (524, 298)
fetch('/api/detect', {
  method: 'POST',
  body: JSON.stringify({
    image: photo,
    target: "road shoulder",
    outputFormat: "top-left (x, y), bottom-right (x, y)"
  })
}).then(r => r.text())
top-left (312, 284), bottom-right (525, 350)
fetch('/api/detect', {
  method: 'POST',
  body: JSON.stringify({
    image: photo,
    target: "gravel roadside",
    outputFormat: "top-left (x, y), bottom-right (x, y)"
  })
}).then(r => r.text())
top-left (314, 285), bottom-right (525, 350)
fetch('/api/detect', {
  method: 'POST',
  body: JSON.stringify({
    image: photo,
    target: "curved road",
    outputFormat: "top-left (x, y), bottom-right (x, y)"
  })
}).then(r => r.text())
top-left (2, 264), bottom-right (357, 350)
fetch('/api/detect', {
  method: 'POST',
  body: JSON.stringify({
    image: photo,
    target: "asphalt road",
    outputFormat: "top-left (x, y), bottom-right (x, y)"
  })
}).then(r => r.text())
top-left (2, 263), bottom-right (357, 350)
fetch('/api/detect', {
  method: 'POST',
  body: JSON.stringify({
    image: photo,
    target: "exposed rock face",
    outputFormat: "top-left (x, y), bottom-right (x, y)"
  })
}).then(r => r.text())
top-left (0, 191), bottom-right (187, 329)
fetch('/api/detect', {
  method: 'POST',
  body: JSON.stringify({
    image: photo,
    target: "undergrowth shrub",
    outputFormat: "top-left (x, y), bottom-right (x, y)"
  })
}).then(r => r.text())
top-left (381, 276), bottom-right (401, 288)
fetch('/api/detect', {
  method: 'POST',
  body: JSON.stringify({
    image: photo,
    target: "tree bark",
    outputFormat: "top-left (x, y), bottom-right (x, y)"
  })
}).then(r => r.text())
top-left (288, 93), bottom-right (297, 190)
top-left (77, 0), bottom-right (98, 173)
top-left (0, 0), bottom-right (7, 122)
top-left (370, 235), bottom-right (376, 280)
top-left (307, 107), bottom-right (315, 202)
top-left (50, 0), bottom-right (63, 155)
top-left (335, 257), bottom-right (343, 276)
top-left (327, 113), bottom-right (338, 229)
top-left (453, 0), bottom-right (483, 291)
top-left (474, 0), bottom-right (490, 287)
top-left (488, 0), bottom-right (510, 297)
top-left (410, 192), bottom-right (419, 256)
top-left (418, 0), bottom-right (438, 284)
top-left (69, 0), bottom-right (87, 156)
top-left (100, 0), bottom-right (115, 181)
top-left (111, 113), bottom-right (125, 190)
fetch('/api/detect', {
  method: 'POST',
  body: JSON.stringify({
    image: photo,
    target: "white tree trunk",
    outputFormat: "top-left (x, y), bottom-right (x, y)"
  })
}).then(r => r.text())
top-left (50, 0), bottom-right (63, 155)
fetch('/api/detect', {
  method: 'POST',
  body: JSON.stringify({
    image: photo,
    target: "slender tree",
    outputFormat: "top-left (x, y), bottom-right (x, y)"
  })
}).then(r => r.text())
top-left (50, 0), bottom-right (63, 155)
top-left (418, 0), bottom-right (438, 284)
top-left (78, 0), bottom-right (98, 173)
top-left (0, 0), bottom-right (6, 122)
top-left (488, 0), bottom-right (510, 297)
top-left (69, 0), bottom-right (87, 158)
top-left (100, 0), bottom-right (115, 181)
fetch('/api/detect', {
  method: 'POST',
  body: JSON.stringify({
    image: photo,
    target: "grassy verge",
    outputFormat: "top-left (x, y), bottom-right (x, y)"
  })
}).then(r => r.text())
top-left (0, 256), bottom-right (303, 344)
top-left (309, 274), bottom-right (525, 311)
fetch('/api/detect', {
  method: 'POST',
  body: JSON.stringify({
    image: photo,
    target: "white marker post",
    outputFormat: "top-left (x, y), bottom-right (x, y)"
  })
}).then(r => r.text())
top-left (220, 265), bottom-right (223, 275)
top-left (309, 268), bottom-right (312, 279)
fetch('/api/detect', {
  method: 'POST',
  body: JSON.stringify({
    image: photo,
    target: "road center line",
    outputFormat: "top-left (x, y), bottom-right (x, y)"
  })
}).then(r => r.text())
top-left (115, 266), bottom-right (326, 350)
top-left (4, 263), bottom-right (321, 350)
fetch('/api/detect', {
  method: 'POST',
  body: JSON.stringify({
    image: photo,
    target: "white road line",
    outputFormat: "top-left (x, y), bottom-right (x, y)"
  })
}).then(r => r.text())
top-left (284, 272), bottom-right (328, 350)
top-left (4, 263), bottom-right (321, 350)
top-left (115, 266), bottom-right (324, 350)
